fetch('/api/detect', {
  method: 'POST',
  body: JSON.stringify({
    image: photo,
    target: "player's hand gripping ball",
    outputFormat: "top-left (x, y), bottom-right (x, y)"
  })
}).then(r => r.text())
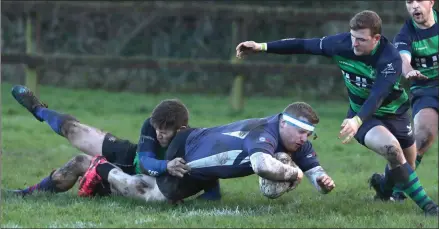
top-left (258, 152), bottom-right (299, 199)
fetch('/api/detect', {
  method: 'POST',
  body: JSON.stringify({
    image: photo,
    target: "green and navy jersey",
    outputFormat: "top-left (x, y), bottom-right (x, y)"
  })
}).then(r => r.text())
top-left (265, 33), bottom-right (408, 120)
top-left (132, 118), bottom-right (168, 175)
top-left (393, 9), bottom-right (438, 90)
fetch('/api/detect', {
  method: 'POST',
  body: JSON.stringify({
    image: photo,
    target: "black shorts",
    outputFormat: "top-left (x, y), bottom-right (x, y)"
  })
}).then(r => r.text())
top-left (411, 87), bottom-right (439, 117)
top-left (102, 133), bottom-right (138, 175)
top-left (156, 128), bottom-right (218, 201)
top-left (94, 133), bottom-right (138, 196)
top-left (346, 108), bottom-right (415, 149)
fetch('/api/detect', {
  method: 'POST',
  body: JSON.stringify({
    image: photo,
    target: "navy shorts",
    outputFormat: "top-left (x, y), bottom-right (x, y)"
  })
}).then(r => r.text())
top-left (346, 108), bottom-right (415, 149)
top-left (410, 87), bottom-right (438, 117)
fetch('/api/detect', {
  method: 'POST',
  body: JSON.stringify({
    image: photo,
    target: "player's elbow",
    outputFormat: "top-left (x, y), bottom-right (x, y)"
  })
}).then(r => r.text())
top-left (250, 153), bottom-right (271, 178)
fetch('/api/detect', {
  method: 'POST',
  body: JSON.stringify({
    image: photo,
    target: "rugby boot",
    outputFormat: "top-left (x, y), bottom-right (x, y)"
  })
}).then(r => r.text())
top-left (78, 156), bottom-right (108, 197)
top-left (11, 85), bottom-right (47, 122)
top-left (423, 202), bottom-right (439, 217)
top-left (368, 173), bottom-right (391, 201)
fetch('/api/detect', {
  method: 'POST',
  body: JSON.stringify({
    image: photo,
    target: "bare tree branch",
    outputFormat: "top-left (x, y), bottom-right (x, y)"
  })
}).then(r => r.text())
top-left (112, 12), bottom-right (160, 55)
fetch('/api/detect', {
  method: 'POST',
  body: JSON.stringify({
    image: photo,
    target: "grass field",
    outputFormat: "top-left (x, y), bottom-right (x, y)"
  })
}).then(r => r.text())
top-left (1, 82), bottom-right (438, 228)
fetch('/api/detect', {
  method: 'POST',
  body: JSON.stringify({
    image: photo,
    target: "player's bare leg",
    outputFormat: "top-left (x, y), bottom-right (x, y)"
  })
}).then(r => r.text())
top-left (365, 126), bottom-right (438, 215)
top-left (391, 108), bottom-right (439, 201)
top-left (11, 85), bottom-right (106, 156)
top-left (60, 121), bottom-right (106, 156)
top-left (402, 144), bottom-right (417, 170)
top-left (51, 154), bottom-right (92, 191)
top-left (414, 108), bottom-right (438, 158)
top-left (364, 126), bottom-right (407, 168)
top-left (107, 169), bottom-right (167, 202)
top-left (77, 157), bottom-right (167, 202)
top-left (13, 154), bottom-right (92, 196)
top-left (391, 109), bottom-right (438, 201)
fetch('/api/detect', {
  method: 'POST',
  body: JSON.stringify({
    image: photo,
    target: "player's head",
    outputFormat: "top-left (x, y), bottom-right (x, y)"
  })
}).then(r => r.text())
top-left (349, 10), bottom-right (382, 56)
top-left (406, 0), bottom-right (435, 25)
top-left (150, 99), bottom-right (189, 147)
top-left (279, 102), bottom-right (319, 152)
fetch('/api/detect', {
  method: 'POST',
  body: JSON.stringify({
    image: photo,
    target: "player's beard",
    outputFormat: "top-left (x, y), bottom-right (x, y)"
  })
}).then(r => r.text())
top-left (412, 11), bottom-right (427, 25)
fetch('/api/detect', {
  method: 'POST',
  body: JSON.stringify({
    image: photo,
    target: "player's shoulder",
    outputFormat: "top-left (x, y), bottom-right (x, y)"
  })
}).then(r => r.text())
top-left (244, 114), bottom-right (281, 140)
top-left (326, 32), bottom-right (350, 39)
top-left (322, 32), bottom-right (353, 56)
top-left (140, 117), bottom-right (155, 131)
top-left (252, 114), bottom-right (281, 133)
top-left (378, 36), bottom-right (402, 64)
top-left (400, 18), bottom-right (415, 32)
top-left (323, 32), bottom-right (351, 44)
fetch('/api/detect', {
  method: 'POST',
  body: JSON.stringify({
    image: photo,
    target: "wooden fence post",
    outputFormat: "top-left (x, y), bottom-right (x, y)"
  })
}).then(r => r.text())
top-left (24, 11), bottom-right (39, 96)
top-left (229, 19), bottom-right (245, 114)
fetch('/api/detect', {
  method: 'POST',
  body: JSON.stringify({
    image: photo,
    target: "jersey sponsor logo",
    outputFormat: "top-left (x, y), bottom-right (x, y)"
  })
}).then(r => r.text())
top-left (108, 136), bottom-right (117, 142)
top-left (381, 63), bottom-right (396, 76)
top-left (338, 60), bottom-right (355, 67)
top-left (148, 170), bottom-right (159, 176)
top-left (414, 46), bottom-right (428, 51)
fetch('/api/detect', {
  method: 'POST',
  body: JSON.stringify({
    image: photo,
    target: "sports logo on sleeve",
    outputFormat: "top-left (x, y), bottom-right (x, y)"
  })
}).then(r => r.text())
top-left (394, 42), bottom-right (407, 49)
top-left (259, 136), bottom-right (272, 144)
top-left (381, 63), bottom-right (396, 76)
top-left (319, 36), bottom-right (327, 50)
top-left (140, 135), bottom-right (156, 143)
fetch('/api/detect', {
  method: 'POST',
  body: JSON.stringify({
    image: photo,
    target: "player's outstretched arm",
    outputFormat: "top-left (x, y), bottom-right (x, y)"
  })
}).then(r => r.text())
top-left (236, 34), bottom-right (343, 59)
top-left (250, 152), bottom-right (303, 183)
top-left (304, 166), bottom-right (335, 194)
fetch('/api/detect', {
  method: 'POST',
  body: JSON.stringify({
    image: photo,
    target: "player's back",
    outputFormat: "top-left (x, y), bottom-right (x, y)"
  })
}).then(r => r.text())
top-left (185, 115), bottom-right (280, 180)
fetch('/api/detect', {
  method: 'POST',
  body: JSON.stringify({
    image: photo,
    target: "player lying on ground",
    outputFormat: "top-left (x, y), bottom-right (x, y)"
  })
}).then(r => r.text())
top-left (235, 10), bottom-right (438, 215)
top-left (76, 102), bottom-right (336, 203)
top-left (389, 0), bottom-right (439, 201)
top-left (10, 85), bottom-right (221, 200)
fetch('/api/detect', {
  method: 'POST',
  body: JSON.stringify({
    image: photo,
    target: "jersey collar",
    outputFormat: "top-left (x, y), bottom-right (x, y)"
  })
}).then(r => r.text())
top-left (370, 40), bottom-right (380, 56)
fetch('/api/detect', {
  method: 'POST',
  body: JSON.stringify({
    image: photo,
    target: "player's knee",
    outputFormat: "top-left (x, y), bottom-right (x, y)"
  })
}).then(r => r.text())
top-left (132, 175), bottom-right (150, 195)
top-left (73, 154), bottom-right (92, 172)
top-left (60, 117), bottom-right (81, 138)
top-left (50, 172), bottom-right (71, 192)
top-left (380, 141), bottom-right (404, 167)
top-left (415, 126), bottom-right (435, 153)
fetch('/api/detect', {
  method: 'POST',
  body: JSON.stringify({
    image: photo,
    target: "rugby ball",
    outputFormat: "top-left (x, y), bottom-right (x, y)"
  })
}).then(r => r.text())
top-left (258, 152), bottom-right (299, 199)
